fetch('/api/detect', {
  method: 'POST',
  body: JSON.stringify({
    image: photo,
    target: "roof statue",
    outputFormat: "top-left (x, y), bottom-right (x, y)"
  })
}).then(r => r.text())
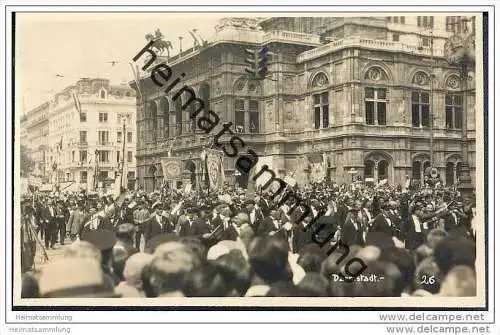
top-left (145, 28), bottom-right (173, 58)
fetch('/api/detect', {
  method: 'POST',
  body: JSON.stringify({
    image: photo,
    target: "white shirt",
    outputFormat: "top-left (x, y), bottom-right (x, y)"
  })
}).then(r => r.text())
top-left (451, 212), bottom-right (458, 224)
top-left (364, 208), bottom-right (372, 221)
top-left (250, 210), bottom-right (256, 223)
top-left (412, 215), bottom-right (422, 233)
top-left (156, 214), bottom-right (163, 228)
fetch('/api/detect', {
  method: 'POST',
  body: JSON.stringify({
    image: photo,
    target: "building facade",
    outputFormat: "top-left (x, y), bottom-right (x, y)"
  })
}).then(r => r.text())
top-left (21, 101), bottom-right (50, 181)
top-left (132, 16), bottom-right (477, 192)
top-left (24, 78), bottom-right (137, 191)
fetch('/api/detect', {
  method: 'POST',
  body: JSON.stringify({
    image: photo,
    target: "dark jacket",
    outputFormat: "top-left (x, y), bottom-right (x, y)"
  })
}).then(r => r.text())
top-left (144, 215), bottom-right (175, 242)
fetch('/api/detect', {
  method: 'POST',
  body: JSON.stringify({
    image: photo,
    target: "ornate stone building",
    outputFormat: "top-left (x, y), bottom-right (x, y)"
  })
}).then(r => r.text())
top-left (23, 78), bottom-right (138, 191)
top-left (132, 16), bottom-right (477, 192)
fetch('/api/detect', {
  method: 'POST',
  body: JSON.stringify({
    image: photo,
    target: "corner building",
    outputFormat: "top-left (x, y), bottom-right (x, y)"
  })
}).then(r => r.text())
top-left (132, 16), bottom-right (476, 192)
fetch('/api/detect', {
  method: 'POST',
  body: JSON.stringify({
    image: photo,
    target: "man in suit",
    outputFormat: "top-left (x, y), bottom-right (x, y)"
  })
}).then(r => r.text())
top-left (133, 200), bottom-right (151, 251)
top-left (66, 201), bottom-right (89, 241)
top-left (41, 199), bottom-right (57, 249)
top-left (54, 200), bottom-right (67, 246)
top-left (256, 195), bottom-right (271, 217)
top-left (144, 202), bottom-right (175, 243)
top-left (178, 207), bottom-right (211, 237)
top-left (370, 201), bottom-right (395, 237)
top-left (341, 201), bottom-right (364, 247)
top-left (244, 200), bottom-right (264, 233)
top-left (254, 209), bottom-right (280, 237)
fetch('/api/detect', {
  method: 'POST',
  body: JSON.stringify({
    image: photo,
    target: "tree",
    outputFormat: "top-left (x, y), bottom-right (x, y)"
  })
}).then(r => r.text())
top-left (20, 144), bottom-right (35, 177)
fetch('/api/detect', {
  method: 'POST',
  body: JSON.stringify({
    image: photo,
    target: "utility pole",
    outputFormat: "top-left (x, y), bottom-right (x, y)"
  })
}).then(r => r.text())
top-left (429, 30), bottom-right (435, 167)
top-left (119, 114), bottom-right (130, 190)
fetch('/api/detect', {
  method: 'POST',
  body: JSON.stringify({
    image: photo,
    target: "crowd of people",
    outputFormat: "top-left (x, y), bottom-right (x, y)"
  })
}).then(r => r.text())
top-left (20, 176), bottom-right (478, 299)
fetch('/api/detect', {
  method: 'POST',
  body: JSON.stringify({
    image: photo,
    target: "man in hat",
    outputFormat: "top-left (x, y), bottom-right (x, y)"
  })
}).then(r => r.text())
top-left (80, 229), bottom-right (120, 286)
top-left (133, 200), bottom-right (151, 251)
top-left (178, 207), bottom-right (211, 237)
top-left (38, 258), bottom-right (119, 298)
top-left (218, 212), bottom-right (249, 241)
top-left (41, 199), bottom-right (57, 249)
top-left (370, 199), bottom-right (395, 238)
top-left (244, 199), bottom-right (264, 233)
top-left (54, 199), bottom-right (68, 246)
top-left (257, 209), bottom-right (281, 237)
top-left (341, 199), bottom-right (365, 247)
top-left (144, 201), bottom-right (175, 243)
top-left (66, 201), bottom-right (89, 241)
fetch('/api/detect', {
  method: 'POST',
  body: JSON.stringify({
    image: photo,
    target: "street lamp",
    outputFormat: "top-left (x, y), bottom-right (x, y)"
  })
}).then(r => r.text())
top-left (118, 113), bottom-right (131, 190)
top-left (443, 17), bottom-right (475, 199)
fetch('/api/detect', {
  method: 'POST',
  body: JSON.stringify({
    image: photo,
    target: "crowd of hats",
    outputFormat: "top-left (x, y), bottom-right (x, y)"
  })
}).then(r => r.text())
top-left (20, 181), bottom-right (476, 298)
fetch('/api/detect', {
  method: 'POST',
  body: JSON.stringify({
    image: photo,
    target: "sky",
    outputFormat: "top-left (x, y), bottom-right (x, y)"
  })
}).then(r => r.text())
top-left (15, 13), bottom-right (237, 111)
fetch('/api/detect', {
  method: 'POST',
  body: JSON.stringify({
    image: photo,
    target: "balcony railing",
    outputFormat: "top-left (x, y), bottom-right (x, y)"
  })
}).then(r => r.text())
top-left (297, 36), bottom-right (444, 63)
top-left (262, 30), bottom-right (320, 45)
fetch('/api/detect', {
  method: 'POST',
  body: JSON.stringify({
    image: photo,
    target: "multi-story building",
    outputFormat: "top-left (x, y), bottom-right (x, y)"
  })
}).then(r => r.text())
top-left (24, 78), bottom-right (137, 191)
top-left (21, 101), bottom-right (50, 181)
top-left (131, 15), bottom-right (477, 192)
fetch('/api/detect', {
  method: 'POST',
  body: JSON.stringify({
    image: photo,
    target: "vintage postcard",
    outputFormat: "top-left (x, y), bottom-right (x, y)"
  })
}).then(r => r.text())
top-left (10, 9), bottom-right (488, 311)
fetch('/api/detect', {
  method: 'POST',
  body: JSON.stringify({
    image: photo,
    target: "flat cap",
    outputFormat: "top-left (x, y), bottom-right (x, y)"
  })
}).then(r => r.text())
top-left (186, 207), bottom-right (201, 214)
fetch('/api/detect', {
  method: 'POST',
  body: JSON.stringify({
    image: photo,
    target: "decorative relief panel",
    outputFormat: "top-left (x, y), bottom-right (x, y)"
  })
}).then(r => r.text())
top-left (311, 72), bottom-right (329, 89)
top-left (446, 74), bottom-right (460, 90)
top-left (364, 66), bottom-right (388, 82)
top-left (412, 71), bottom-right (430, 86)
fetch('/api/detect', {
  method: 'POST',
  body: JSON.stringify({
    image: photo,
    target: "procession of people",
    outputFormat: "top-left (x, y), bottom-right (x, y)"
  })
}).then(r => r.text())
top-left (20, 174), bottom-right (477, 299)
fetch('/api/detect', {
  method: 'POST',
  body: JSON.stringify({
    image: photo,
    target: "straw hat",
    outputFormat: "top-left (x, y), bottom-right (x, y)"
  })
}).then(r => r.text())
top-left (39, 258), bottom-right (119, 298)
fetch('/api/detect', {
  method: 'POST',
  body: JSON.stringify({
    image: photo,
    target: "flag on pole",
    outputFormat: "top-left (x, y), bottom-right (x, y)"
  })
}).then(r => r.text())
top-left (72, 92), bottom-right (82, 115)
top-left (57, 137), bottom-right (63, 152)
top-left (93, 149), bottom-right (100, 191)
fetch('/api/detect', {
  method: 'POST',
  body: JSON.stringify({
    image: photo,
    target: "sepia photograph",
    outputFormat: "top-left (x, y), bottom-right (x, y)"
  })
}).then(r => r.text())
top-left (10, 8), bottom-right (488, 311)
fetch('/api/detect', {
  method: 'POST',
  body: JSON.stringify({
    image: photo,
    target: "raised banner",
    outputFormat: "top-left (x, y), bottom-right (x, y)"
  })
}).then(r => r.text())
top-left (204, 149), bottom-right (225, 191)
top-left (160, 157), bottom-right (182, 180)
top-left (307, 153), bottom-right (326, 183)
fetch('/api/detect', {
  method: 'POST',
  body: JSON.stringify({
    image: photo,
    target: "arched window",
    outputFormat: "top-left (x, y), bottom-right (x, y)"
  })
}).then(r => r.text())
top-left (174, 98), bottom-right (183, 135)
top-left (159, 97), bottom-right (169, 139)
top-left (364, 160), bottom-right (375, 179)
top-left (185, 160), bottom-right (197, 186)
top-left (100, 89), bottom-right (107, 99)
top-left (199, 82), bottom-right (210, 120)
top-left (378, 160), bottom-right (389, 181)
top-left (423, 161), bottom-right (431, 175)
top-left (446, 162), bottom-right (455, 186)
top-left (456, 162), bottom-right (462, 183)
top-left (145, 165), bottom-right (157, 193)
top-left (149, 102), bottom-right (158, 142)
top-left (412, 161), bottom-right (422, 180)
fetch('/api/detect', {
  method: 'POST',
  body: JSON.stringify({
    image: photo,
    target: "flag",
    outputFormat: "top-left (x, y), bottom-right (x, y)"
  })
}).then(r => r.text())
top-left (56, 137), bottom-right (63, 152)
top-left (160, 157), bottom-right (182, 180)
top-left (93, 149), bottom-right (100, 191)
top-left (72, 92), bottom-right (82, 115)
top-left (307, 153), bottom-right (326, 183)
top-left (129, 62), bottom-right (143, 101)
top-left (205, 149), bottom-right (225, 191)
top-left (188, 30), bottom-right (201, 48)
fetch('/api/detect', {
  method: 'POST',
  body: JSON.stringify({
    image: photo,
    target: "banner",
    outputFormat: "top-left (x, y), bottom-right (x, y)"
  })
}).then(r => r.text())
top-left (160, 157), bottom-right (182, 180)
top-left (204, 149), bottom-right (225, 191)
top-left (307, 153), bottom-right (326, 183)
